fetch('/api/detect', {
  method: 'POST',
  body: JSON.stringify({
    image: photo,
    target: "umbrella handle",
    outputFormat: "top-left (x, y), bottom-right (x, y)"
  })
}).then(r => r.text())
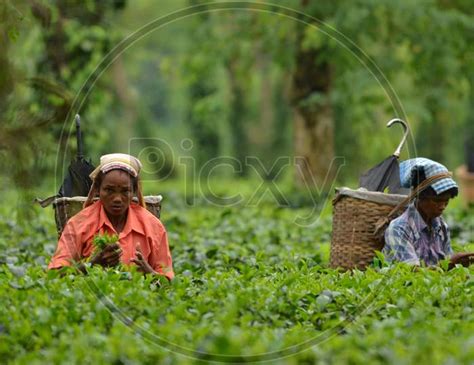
top-left (75, 114), bottom-right (84, 159)
top-left (387, 118), bottom-right (409, 157)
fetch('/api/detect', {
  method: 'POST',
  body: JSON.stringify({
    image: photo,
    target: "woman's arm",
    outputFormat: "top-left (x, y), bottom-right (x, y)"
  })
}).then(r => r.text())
top-left (448, 252), bottom-right (474, 269)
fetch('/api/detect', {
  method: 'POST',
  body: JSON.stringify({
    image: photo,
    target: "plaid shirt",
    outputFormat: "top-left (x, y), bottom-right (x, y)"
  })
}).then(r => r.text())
top-left (383, 203), bottom-right (453, 266)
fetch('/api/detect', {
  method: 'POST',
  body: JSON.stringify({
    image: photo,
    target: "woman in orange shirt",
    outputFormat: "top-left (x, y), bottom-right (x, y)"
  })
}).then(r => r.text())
top-left (48, 153), bottom-right (174, 280)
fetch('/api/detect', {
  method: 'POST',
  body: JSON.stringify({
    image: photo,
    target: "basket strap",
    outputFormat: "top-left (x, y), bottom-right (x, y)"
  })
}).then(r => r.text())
top-left (332, 193), bottom-right (343, 205)
top-left (373, 171), bottom-right (453, 236)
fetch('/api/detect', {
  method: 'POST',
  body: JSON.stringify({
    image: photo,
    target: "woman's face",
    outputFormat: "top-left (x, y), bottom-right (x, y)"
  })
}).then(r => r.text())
top-left (417, 192), bottom-right (451, 221)
top-left (99, 170), bottom-right (134, 219)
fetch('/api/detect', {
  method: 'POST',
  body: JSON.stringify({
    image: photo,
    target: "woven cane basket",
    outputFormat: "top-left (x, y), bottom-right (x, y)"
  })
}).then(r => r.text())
top-left (330, 188), bottom-right (407, 270)
top-left (52, 196), bottom-right (163, 237)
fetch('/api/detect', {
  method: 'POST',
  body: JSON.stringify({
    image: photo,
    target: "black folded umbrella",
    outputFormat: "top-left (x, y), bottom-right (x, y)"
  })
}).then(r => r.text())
top-left (359, 118), bottom-right (409, 194)
top-left (58, 114), bottom-right (95, 197)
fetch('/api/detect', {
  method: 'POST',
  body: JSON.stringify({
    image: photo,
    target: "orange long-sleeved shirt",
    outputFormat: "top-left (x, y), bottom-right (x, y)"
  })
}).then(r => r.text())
top-left (48, 201), bottom-right (174, 280)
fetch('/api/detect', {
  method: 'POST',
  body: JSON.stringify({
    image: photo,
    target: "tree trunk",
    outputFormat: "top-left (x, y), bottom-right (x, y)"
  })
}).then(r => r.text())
top-left (226, 57), bottom-right (248, 176)
top-left (256, 52), bottom-right (273, 150)
top-left (291, 35), bottom-right (334, 187)
top-left (293, 101), bottom-right (334, 187)
top-left (187, 79), bottom-right (220, 168)
top-left (111, 55), bottom-right (137, 151)
top-left (0, 22), bottom-right (13, 114)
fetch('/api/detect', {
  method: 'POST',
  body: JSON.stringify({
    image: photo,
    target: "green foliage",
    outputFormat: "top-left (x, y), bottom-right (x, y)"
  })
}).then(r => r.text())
top-left (0, 184), bottom-right (472, 364)
top-left (0, 0), bottom-right (127, 201)
top-left (290, 0), bottom-right (473, 177)
top-left (3, 0), bottom-right (473, 191)
top-left (92, 232), bottom-right (119, 251)
top-left (113, 0), bottom-right (473, 182)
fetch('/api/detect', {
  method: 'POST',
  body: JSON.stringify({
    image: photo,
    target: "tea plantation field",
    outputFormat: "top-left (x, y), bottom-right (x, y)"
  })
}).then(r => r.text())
top-left (0, 188), bottom-right (473, 364)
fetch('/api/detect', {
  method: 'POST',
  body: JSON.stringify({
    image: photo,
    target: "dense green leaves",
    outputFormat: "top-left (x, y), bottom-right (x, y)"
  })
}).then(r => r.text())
top-left (1, 1), bottom-right (474, 362)
top-left (0, 190), bottom-right (472, 364)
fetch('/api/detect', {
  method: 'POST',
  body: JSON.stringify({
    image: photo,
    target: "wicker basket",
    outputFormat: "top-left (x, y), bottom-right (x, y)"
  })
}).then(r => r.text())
top-left (52, 196), bottom-right (162, 237)
top-left (330, 188), bottom-right (407, 270)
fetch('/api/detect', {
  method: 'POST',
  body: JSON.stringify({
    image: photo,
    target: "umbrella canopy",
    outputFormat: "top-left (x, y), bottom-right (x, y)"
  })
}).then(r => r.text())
top-left (359, 155), bottom-right (401, 193)
top-left (58, 114), bottom-right (95, 197)
top-left (359, 118), bottom-right (410, 194)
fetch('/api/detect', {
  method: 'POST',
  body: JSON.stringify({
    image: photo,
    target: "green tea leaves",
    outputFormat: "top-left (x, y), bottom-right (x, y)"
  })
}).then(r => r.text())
top-left (92, 233), bottom-right (119, 251)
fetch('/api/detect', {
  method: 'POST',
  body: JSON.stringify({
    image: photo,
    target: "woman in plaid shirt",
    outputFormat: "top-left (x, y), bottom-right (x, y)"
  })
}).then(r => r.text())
top-left (382, 158), bottom-right (473, 268)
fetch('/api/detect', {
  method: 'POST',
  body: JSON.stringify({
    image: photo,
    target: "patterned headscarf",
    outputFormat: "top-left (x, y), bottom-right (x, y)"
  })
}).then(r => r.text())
top-left (399, 158), bottom-right (458, 195)
top-left (90, 153), bottom-right (142, 179)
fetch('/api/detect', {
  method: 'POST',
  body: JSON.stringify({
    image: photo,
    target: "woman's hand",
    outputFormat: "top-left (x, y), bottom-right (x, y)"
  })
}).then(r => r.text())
top-left (130, 246), bottom-right (156, 275)
top-left (90, 243), bottom-right (122, 267)
top-left (448, 252), bottom-right (474, 269)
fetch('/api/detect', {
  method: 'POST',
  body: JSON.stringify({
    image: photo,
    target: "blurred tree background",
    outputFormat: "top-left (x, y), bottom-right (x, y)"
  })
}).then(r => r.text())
top-left (1, 0), bottom-right (473, 205)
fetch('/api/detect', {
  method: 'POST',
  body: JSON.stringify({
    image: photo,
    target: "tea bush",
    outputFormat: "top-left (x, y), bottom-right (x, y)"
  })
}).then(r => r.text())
top-left (0, 188), bottom-right (472, 364)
